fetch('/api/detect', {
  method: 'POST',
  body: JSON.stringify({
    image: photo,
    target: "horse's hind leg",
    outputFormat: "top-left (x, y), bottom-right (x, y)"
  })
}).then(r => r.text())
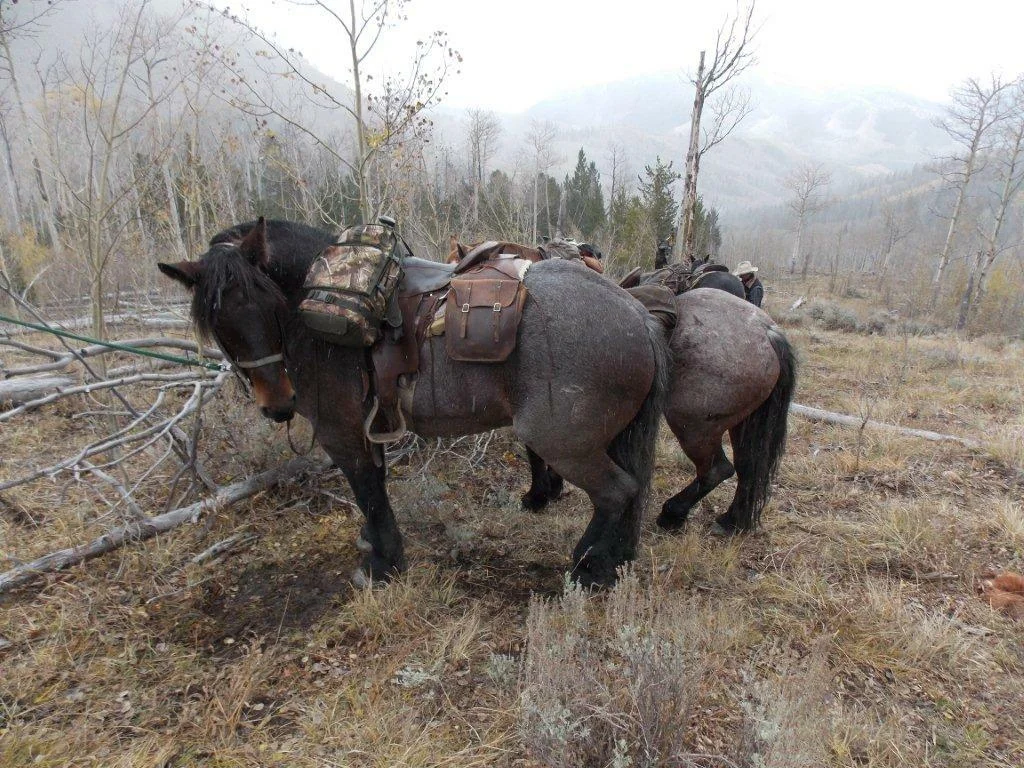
top-left (539, 452), bottom-right (641, 588)
top-left (716, 424), bottom-right (756, 533)
top-left (521, 446), bottom-right (565, 512)
top-left (657, 428), bottom-right (734, 532)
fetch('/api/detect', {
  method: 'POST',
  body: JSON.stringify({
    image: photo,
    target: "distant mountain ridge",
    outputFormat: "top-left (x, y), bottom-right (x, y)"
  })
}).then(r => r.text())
top-left (433, 72), bottom-right (953, 216)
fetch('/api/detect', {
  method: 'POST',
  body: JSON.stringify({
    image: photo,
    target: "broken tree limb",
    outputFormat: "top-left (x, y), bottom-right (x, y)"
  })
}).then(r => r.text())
top-left (2, 337), bottom-right (222, 378)
top-left (0, 457), bottom-right (331, 594)
top-left (0, 375), bottom-right (76, 404)
top-left (790, 403), bottom-right (981, 449)
top-left (190, 532), bottom-right (259, 565)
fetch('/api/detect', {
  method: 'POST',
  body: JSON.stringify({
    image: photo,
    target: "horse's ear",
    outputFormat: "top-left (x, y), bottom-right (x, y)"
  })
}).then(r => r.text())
top-left (456, 242), bottom-right (468, 260)
top-left (158, 260), bottom-right (202, 288)
top-left (238, 217), bottom-right (270, 268)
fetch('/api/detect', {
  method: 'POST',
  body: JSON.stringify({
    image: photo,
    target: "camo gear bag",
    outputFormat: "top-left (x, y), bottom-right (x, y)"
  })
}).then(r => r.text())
top-left (299, 224), bottom-right (404, 347)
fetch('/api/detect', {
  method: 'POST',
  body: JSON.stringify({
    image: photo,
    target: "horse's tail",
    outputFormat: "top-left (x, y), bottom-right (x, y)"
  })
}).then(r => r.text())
top-left (729, 325), bottom-right (798, 529)
top-left (607, 312), bottom-right (671, 539)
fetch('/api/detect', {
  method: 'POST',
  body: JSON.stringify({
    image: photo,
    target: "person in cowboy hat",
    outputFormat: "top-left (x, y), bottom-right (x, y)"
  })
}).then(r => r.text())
top-left (732, 260), bottom-right (763, 307)
top-left (655, 241), bottom-right (671, 270)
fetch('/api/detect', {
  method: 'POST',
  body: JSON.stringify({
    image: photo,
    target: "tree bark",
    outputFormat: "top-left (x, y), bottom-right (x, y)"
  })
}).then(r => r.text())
top-left (675, 51), bottom-right (705, 265)
top-left (0, 376), bottom-right (76, 404)
top-left (349, 0), bottom-right (371, 221)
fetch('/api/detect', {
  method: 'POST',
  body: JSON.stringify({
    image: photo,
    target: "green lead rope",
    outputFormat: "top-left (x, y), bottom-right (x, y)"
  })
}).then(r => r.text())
top-left (0, 312), bottom-right (225, 372)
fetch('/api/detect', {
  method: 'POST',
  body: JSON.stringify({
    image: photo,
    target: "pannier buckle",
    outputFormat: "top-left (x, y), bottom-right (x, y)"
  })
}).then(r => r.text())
top-left (461, 303), bottom-right (471, 313)
top-left (493, 303), bottom-right (502, 312)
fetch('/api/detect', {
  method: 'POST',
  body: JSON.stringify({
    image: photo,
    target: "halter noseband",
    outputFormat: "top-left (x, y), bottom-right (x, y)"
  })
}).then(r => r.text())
top-left (232, 353), bottom-right (285, 370)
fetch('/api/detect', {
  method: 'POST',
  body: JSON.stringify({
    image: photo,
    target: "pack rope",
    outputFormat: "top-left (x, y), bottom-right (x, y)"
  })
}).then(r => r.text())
top-left (0, 312), bottom-right (225, 372)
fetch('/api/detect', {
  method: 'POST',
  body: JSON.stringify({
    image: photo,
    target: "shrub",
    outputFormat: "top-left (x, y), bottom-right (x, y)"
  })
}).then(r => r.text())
top-left (519, 570), bottom-right (701, 767)
top-left (774, 310), bottom-right (804, 328)
top-left (820, 305), bottom-right (859, 332)
top-left (737, 637), bottom-right (833, 768)
top-left (859, 311), bottom-right (891, 336)
top-left (897, 320), bottom-right (938, 337)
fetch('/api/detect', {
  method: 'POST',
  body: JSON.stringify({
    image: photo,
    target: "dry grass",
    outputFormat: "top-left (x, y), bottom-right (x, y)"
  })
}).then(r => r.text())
top-left (3, 297), bottom-right (1024, 766)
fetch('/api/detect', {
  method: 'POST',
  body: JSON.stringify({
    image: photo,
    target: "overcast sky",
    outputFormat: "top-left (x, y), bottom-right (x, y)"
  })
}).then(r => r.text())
top-left (234, 0), bottom-right (1024, 112)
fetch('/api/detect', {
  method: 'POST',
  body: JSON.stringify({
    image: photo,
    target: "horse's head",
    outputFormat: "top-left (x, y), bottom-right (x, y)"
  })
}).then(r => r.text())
top-left (158, 218), bottom-right (297, 423)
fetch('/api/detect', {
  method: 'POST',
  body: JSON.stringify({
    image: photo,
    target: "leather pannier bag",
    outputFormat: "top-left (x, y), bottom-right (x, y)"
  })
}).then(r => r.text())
top-left (445, 276), bottom-right (526, 362)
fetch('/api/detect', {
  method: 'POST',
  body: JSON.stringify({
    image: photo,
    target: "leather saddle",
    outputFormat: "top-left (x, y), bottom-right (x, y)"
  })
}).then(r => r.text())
top-left (366, 245), bottom-right (529, 443)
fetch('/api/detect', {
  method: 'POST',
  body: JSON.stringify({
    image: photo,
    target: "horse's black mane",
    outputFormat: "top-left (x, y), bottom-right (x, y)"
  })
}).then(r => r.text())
top-left (190, 242), bottom-right (285, 342)
top-left (210, 219), bottom-right (336, 249)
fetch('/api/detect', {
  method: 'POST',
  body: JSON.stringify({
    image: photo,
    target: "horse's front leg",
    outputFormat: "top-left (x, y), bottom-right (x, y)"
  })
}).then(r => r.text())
top-left (337, 457), bottom-right (406, 587)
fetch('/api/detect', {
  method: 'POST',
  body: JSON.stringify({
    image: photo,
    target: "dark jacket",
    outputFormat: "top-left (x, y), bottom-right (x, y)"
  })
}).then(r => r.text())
top-left (744, 277), bottom-right (764, 307)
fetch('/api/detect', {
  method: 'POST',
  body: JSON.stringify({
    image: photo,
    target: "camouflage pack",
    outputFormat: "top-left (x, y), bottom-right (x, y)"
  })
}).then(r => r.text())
top-left (299, 224), bottom-right (404, 347)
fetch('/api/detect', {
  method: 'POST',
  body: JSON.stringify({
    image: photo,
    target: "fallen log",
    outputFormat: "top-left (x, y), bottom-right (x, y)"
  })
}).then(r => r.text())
top-left (0, 457), bottom-right (330, 594)
top-left (0, 375), bottom-right (76, 405)
top-left (789, 403), bottom-right (980, 449)
top-left (3, 313), bottom-right (188, 336)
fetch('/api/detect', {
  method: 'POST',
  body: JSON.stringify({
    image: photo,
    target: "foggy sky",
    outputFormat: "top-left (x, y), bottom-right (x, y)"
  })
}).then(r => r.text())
top-left (222, 0), bottom-right (1024, 111)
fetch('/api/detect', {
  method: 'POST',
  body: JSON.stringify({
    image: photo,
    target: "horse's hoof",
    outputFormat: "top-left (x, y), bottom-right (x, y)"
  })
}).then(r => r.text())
top-left (351, 567), bottom-right (374, 589)
top-left (714, 512), bottom-right (746, 535)
top-left (355, 535), bottom-right (373, 554)
top-left (656, 511), bottom-right (686, 532)
top-left (520, 489), bottom-right (549, 513)
top-left (709, 521), bottom-right (732, 537)
top-left (547, 475), bottom-right (565, 500)
top-left (570, 557), bottom-right (619, 591)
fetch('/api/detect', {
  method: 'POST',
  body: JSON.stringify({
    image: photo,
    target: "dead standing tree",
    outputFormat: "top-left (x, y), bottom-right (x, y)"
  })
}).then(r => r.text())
top-left (526, 119), bottom-right (558, 245)
top-left (205, 0), bottom-right (460, 222)
top-left (673, 0), bottom-right (757, 265)
top-left (785, 162), bottom-right (831, 277)
top-left (465, 108), bottom-right (501, 235)
top-left (0, 0), bottom-right (66, 260)
top-left (929, 76), bottom-right (1011, 310)
top-left (956, 77), bottom-right (1024, 331)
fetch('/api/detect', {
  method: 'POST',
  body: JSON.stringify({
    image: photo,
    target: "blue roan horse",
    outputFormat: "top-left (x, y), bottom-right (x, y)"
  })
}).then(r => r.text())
top-left (525, 287), bottom-right (796, 533)
top-left (159, 219), bottom-right (669, 588)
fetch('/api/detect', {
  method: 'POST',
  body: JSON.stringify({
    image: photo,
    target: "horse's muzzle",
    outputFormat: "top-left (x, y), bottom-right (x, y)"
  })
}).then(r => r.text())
top-left (261, 394), bottom-right (296, 423)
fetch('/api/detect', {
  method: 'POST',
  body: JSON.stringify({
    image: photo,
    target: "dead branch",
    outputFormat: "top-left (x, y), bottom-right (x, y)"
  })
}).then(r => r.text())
top-left (79, 460), bottom-right (145, 520)
top-left (0, 371), bottom-right (228, 492)
top-left (790, 403), bottom-right (981, 449)
top-left (190, 532), bottom-right (259, 565)
top-left (0, 457), bottom-right (330, 594)
top-left (0, 375), bottom-right (76, 404)
top-left (2, 313), bottom-right (188, 336)
top-left (2, 337), bottom-right (221, 377)
top-left (0, 370), bottom-right (220, 422)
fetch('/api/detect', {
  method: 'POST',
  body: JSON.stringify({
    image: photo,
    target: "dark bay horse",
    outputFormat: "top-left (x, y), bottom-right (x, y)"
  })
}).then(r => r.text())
top-left (159, 219), bottom-right (668, 588)
top-left (623, 258), bottom-right (746, 299)
top-left (526, 288), bottom-right (796, 533)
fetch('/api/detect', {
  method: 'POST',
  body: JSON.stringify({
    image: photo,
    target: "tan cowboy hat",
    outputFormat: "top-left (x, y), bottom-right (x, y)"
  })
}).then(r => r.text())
top-left (732, 260), bottom-right (758, 276)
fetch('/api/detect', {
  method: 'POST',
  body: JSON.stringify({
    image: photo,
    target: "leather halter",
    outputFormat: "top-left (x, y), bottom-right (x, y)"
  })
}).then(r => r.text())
top-left (232, 352), bottom-right (285, 370)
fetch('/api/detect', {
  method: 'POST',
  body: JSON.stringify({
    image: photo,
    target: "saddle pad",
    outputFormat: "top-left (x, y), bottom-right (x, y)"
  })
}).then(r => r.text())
top-left (445, 276), bottom-right (526, 362)
top-left (626, 285), bottom-right (678, 331)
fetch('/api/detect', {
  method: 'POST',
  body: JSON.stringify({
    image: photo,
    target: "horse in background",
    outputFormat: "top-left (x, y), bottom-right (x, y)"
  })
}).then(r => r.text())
top-left (621, 255), bottom-right (746, 299)
top-left (524, 287), bottom-right (797, 534)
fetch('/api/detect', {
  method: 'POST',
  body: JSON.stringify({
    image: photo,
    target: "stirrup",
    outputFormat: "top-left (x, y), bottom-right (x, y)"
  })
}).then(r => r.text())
top-left (363, 395), bottom-right (408, 444)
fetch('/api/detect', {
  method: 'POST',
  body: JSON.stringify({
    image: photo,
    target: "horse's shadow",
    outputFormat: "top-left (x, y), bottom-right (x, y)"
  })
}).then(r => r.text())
top-left (158, 515), bottom-right (567, 654)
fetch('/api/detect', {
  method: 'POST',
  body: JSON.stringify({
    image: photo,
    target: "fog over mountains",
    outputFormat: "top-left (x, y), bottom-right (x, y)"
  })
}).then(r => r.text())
top-left (432, 72), bottom-right (952, 218)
